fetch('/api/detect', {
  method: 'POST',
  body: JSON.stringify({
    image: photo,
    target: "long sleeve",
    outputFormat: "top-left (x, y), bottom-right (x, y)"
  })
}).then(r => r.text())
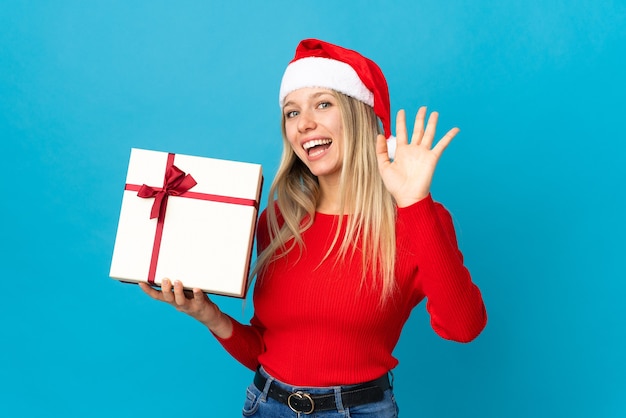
top-left (397, 194), bottom-right (487, 342)
top-left (212, 313), bottom-right (265, 371)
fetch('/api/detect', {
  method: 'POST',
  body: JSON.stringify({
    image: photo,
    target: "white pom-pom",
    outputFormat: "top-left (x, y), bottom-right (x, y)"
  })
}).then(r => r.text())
top-left (386, 136), bottom-right (396, 160)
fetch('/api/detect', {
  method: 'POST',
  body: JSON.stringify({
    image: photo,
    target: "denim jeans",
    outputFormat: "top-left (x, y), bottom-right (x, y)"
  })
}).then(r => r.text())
top-left (242, 367), bottom-right (400, 418)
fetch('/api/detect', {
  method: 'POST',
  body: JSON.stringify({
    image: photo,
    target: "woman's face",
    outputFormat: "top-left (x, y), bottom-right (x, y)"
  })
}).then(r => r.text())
top-left (282, 87), bottom-right (344, 181)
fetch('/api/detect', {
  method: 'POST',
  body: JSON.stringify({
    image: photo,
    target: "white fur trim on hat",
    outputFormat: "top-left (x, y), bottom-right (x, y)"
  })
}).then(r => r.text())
top-left (386, 136), bottom-right (396, 160)
top-left (279, 57), bottom-right (374, 107)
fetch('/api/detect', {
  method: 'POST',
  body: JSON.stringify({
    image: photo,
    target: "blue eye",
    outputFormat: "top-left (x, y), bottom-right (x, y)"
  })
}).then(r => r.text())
top-left (285, 110), bottom-right (299, 118)
top-left (318, 101), bottom-right (331, 109)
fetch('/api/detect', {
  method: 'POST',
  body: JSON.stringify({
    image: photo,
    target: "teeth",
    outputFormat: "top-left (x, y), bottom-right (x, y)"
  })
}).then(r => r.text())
top-left (303, 139), bottom-right (332, 150)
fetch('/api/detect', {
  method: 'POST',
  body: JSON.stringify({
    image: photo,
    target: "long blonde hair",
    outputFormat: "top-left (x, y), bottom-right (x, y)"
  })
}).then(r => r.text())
top-left (251, 91), bottom-right (397, 301)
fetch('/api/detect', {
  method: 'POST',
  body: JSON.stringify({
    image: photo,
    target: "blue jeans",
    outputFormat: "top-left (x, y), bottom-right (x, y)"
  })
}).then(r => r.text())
top-left (242, 367), bottom-right (400, 417)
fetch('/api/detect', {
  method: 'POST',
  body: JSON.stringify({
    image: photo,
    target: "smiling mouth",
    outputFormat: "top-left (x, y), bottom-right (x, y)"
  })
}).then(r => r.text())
top-left (303, 138), bottom-right (333, 157)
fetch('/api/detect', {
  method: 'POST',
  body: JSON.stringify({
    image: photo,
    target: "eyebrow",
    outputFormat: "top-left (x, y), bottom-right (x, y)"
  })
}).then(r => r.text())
top-left (283, 91), bottom-right (334, 109)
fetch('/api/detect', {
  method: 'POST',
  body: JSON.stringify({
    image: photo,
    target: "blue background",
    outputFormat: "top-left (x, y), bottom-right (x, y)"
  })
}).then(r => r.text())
top-left (2, 1), bottom-right (625, 417)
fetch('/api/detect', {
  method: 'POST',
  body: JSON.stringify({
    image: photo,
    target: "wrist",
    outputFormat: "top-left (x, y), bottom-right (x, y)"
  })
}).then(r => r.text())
top-left (395, 193), bottom-right (429, 208)
top-left (206, 311), bottom-right (233, 339)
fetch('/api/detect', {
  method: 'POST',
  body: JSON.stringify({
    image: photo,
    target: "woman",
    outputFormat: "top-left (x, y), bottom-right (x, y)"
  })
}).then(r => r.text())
top-left (140, 38), bottom-right (487, 417)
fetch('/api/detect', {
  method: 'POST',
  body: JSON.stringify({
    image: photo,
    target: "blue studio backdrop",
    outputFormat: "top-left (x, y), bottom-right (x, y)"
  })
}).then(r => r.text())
top-left (1, 1), bottom-right (625, 417)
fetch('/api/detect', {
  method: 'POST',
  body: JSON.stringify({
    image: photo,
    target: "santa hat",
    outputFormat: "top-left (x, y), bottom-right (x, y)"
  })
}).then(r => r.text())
top-left (279, 39), bottom-right (396, 159)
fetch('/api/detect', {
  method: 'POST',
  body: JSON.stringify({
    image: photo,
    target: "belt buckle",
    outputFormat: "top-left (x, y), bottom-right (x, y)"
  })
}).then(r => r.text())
top-left (287, 391), bottom-right (315, 414)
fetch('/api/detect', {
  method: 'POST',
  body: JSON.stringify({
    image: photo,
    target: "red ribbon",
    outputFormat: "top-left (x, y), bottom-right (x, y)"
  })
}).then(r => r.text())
top-left (137, 164), bottom-right (198, 220)
top-left (123, 153), bottom-right (258, 284)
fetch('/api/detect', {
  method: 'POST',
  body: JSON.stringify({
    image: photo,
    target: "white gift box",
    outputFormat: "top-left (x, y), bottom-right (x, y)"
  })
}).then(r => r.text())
top-left (110, 148), bottom-right (263, 298)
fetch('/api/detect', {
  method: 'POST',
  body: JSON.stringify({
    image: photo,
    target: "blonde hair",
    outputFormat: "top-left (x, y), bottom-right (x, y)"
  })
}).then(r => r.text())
top-left (251, 91), bottom-right (397, 301)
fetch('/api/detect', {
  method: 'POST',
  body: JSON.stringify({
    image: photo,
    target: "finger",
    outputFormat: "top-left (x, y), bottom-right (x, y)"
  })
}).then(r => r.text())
top-left (432, 127), bottom-right (460, 157)
top-left (192, 288), bottom-right (206, 301)
top-left (421, 111), bottom-right (439, 149)
top-left (173, 280), bottom-right (188, 306)
top-left (411, 106), bottom-right (427, 145)
top-left (395, 109), bottom-right (408, 145)
top-left (191, 288), bottom-right (209, 309)
top-left (138, 282), bottom-right (163, 301)
top-left (161, 278), bottom-right (174, 303)
top-left (376, 134), bottom-right (391, 167)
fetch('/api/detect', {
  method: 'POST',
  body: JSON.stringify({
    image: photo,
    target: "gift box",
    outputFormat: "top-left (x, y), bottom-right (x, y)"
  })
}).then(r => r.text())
top-left (110, 148), bottom-right (263, 298)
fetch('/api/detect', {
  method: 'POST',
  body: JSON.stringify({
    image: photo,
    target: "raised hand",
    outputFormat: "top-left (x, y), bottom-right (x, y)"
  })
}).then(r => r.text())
top-left (139, 279), bottom-right (233, 338)
top-left (376, 107), bottom-right (459, 207)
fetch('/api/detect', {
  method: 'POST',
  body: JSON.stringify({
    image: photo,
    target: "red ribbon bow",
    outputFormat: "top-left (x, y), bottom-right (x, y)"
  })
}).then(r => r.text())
top-left (137, 164), bottom-right (198, 220)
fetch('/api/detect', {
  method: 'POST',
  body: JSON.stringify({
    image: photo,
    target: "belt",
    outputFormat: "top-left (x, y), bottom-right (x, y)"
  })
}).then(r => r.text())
top-left (253, 370), bottom-right (390, 414)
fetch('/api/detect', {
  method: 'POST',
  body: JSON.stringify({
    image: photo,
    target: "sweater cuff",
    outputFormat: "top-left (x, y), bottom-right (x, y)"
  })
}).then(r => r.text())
top-left (396, 193), bottom-right (435, 218)
top-left (211, 314), bottom-right (263, 371)
top-left (211, 313), bottom-right (238, 342)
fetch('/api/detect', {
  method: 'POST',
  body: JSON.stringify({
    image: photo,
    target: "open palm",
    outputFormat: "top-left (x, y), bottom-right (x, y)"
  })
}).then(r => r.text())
top-left (376, 107), bottom-right (459, 207)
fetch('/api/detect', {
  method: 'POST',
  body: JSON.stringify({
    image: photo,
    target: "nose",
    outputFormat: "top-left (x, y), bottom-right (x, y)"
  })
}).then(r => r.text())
top-left (297, 109), bottom-right (316, 132)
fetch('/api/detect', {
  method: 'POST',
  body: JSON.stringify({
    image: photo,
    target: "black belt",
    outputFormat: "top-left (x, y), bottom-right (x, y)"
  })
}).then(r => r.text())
top-left (253, 370), bottom-right (390, 414)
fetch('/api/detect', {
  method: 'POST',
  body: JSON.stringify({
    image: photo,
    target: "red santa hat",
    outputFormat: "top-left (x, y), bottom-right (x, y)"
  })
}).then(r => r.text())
top-left (279, 39), bottom-right (396, 158)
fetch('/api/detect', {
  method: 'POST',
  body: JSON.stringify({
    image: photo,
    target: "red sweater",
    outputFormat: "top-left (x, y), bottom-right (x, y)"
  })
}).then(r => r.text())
top-left (216, 194), bottom-right (486, 386)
